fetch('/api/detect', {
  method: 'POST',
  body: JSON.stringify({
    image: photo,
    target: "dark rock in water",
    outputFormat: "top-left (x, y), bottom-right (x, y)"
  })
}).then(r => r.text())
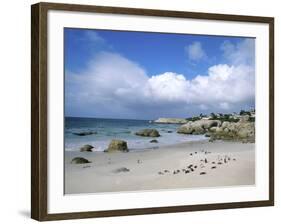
top-left (205, 158), bottom-right (208, 163)
top-left (194, 165), bottom-right (198, 169)
top-left (200, 172), bottom-right (206, 175)
top-left (73, 131), bottom-right (97, 136)
top-left (158, 171), bottom-right (164, 175)
top-left (113, 167), bottom-right (130, 173)
top-left (185, 170), bottom-right (190, 174)
top-left (80, 144), bottom-right (94, 152)
top-left (150, 139), bottom-right (158, 143)
top-left (164, 169), bottom-right (169, 173)
top-left (71, 157), bottom-right (91, 164)
top-left (167, 130), bottom-right (173, 133)
top-left (135, 129), bottom-right (160, 137)
top-left (211, 166), bottom-right (217, 169)
top-left (106, 139), bottom-right (129, 153)
top-left (218, 162), bottom-right (223, 165)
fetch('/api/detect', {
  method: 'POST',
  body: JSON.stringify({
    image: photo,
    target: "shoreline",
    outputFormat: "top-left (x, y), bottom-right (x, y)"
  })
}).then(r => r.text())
top-left (65, 140), bottom-right (255, 194)
top-left (65, 137), bottom-right (208, 152)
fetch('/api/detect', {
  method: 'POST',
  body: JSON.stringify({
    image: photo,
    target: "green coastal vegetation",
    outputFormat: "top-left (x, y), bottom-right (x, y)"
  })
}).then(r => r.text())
top-left (186, 109), bottom-right (255, 123)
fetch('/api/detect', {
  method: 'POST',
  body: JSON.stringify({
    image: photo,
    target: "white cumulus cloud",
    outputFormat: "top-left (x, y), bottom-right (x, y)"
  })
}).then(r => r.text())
top-left (221, 38), bottom-right (255, 65)
top-left (185, 41), bottom-right (207, 61)
top-left (66, 39), bottom-right (255, 118)
top-left (144, 64), bottom-right (254, 107)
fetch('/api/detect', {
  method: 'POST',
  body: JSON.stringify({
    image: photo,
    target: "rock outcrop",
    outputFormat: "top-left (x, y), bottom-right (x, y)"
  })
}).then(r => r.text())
top-left (154, 118), bottom-right (188, 124)
top-left (80, 144), bottom-right (94, 152)
top-left (135, 129), bottom-right (160, 137)
top-left (71, 157), bottom-right (91, 164)
top-left (177, 116), bottom-right (255, 143)
top-left (208, 119), bottom-right (255, 143)
top-left (105, 139), bottom-right (129, 152)
top-left (177, 120), bottom-right (221, 134)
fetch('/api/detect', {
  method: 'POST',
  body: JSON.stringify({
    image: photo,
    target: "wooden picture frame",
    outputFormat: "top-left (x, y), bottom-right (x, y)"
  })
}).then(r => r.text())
top-left (31, 2), bottom-right (274, 221)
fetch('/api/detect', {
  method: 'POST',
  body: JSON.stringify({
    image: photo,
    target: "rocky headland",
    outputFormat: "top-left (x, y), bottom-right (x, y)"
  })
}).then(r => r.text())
top-left (154, 118), bottom-right (188, 124)
top-left (176, 113), bottom-right (255, 143)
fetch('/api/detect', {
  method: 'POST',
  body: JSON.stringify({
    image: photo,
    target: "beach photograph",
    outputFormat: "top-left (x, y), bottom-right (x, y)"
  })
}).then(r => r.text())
top-left (64, 28), bottom-right (255, 194)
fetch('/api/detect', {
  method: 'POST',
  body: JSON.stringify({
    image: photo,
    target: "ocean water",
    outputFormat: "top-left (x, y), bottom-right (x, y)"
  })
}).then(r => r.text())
top-left (65, 117), bottom-right (206, 152)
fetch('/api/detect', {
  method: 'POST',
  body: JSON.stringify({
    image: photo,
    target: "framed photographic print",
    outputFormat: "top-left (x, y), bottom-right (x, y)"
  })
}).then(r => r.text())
top-left (31, 2), bottom-right (274, 221)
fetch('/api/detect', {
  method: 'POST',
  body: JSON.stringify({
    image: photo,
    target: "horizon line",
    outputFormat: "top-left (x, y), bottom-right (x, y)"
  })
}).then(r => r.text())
top-left (65, 116), bottom-right (152, 121)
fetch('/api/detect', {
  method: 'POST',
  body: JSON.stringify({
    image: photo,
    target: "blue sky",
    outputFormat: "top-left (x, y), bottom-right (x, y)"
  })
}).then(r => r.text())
top-left (65, 28), bottom-right (255, 119)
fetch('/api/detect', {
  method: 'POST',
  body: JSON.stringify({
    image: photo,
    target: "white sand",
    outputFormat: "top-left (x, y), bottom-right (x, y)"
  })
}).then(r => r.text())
top-left (65, 140), bottom-right (255, 194)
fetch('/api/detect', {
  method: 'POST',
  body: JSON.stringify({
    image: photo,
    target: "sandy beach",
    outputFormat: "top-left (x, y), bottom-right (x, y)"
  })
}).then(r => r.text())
top-left (65, 140), bottom-right (255, 194)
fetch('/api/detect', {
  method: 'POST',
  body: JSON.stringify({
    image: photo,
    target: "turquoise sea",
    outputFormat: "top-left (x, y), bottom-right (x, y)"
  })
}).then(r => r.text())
top-left (65, 117), bottom-right (206, 152)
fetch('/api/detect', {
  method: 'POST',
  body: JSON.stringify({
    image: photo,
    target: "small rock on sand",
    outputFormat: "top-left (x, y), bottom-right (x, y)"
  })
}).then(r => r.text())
top-left (200, 172), bottom-right (206, 175)
top-left (113, 167), bottom-right (130, 173)
top-left (106, 139), bottom-right (129, 153)
top-left (150, 139), bottom-right (158, 143)
top-left (71, 157), bottom-right (91, 164)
